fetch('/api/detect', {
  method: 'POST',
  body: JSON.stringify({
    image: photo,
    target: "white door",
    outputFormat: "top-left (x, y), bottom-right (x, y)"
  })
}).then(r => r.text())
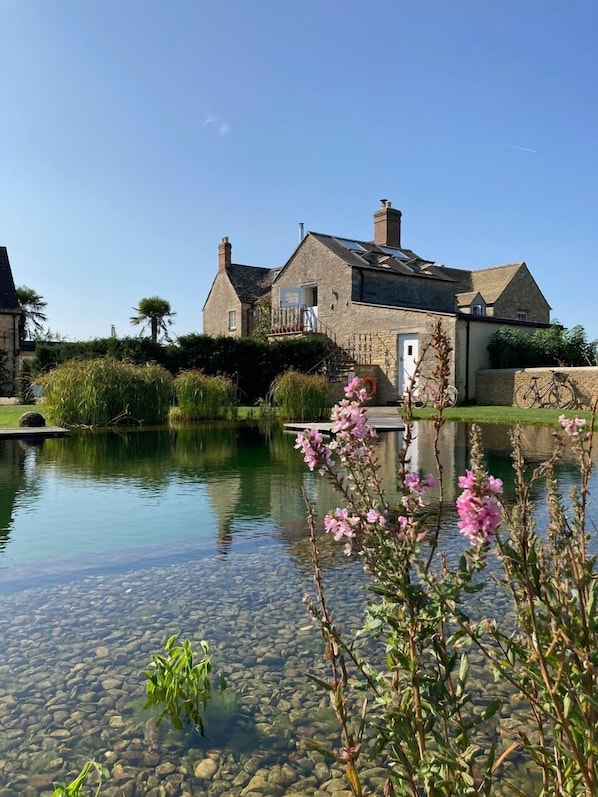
top-left (398, 334), bottom-right (419, 396)
top-left (302, 285), bottom-right (318, 332)
top-left (302, 306), bottom-right (318, 332)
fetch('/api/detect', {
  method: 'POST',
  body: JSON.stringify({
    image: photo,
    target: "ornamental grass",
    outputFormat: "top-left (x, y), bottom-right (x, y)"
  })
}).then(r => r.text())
top-left (37, 358), bottom-right (173, 427)
top-left (269, 369), bottom-right (330, 421)
top-left (171, 371), bottom-right (237, 422)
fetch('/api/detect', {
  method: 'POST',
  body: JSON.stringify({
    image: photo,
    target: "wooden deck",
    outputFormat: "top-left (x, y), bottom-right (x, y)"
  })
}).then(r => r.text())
top-left (0, 426), bottom-right (70, 439)
top-left (284, 407), bottom-right (404, 435)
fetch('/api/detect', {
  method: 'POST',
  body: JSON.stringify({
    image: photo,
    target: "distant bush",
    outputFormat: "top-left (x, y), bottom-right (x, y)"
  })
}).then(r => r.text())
top-left (37, 358), bottom-right (173, 427)
top-left (269, 370), bottom-right (330, 421)
top-left (171, 371), bottom-right (237, 422)
top-left (488, 324), bottom-right (598, 368)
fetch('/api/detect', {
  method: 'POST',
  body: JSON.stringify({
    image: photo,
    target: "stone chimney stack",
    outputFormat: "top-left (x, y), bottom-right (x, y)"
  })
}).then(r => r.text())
top-left (373, 199), bottom-right (402, 247)
top-left (218, 236), bottom-right (232, 273)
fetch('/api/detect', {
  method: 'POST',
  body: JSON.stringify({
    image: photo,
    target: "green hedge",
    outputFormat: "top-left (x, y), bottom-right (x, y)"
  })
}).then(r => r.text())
top-left (32, 334), bottom-right (334, 404)
top-left (488, 324), bottom-right (598, 369)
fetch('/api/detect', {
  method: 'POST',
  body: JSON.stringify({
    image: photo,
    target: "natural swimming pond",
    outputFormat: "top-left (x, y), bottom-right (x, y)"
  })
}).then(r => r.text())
top-left (0, 420), bottom-right (592, 795)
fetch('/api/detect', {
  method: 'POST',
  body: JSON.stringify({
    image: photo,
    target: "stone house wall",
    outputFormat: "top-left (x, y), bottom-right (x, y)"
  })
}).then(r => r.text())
top-left (476, 367), bottom-right (598, 409)
top-left (492, 265), bottom-right (550, 323)
top-left (0, 312), bottom-right (21, 393)
top-left (202, 273), bottom-right (244, 337)
top-left (271, 236), bottom-right (353, 335)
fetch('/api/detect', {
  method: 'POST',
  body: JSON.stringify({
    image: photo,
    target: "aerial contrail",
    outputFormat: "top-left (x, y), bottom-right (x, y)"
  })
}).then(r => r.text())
top-left (508, 145), bottom-right (537, 153)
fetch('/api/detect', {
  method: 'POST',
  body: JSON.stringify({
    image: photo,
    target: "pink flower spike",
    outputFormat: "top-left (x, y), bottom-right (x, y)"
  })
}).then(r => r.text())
top-left (559, 415), bottom-right (586, 438)
top-left (344, 377), bottom-right (361, 397)
top-left (456, 470), bottom-right (503, 546)
top-left (487, 476), bottom-right (503, 495)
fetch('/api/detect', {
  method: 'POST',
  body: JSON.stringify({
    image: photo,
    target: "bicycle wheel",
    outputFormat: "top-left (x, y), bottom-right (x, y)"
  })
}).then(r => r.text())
top-left (444, 386), bottom-right (459, 408)
top-left (514, 384), bottom-right (536, 409)
top-left (411, 386), bottom-right (428, 408)
top-left (552, 382), bottom-right (575, 410)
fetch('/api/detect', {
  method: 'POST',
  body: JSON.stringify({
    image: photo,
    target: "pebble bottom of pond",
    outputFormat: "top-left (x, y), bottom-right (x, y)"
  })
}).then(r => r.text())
top-left (0, 544), bottom-right (541, 797)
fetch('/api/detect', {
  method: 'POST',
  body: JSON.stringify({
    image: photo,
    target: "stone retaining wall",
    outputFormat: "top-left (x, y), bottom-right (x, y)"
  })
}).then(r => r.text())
top-left (476, 367), bottom-right (598, 409)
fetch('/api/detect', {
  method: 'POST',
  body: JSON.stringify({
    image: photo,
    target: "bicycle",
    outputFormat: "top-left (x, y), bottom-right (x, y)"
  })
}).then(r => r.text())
top-left (411, 380), bottom-right (459, 409)
top-left (514, 370), bottom-right (574, 409)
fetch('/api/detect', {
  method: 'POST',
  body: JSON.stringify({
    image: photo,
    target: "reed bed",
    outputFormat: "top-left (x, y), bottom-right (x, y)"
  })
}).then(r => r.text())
top-left (37, 358), bottom-right (173, 427)
top-left (269, 370), bottom-right (331, 421)
top-left (171, 371), bottom-right (237, 422)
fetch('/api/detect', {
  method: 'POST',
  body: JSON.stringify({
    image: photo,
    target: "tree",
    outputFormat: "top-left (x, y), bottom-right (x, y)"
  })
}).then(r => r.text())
top-left (130, 296), bottom-right (176, 343)
top-left (16, 285), bottom-right (48, 340)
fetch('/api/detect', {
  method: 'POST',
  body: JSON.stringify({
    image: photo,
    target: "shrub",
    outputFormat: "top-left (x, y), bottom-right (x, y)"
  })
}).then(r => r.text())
top-left (172, 370), bottom-right (237, 421)
top-left (37, 358), bottom-right (173, 427)
top-left (297, 320), bottom-right (598, 797)
top-left (269, 370), bottom-right (330, 421)
top-left (488, 323), bottom-right (598, 368)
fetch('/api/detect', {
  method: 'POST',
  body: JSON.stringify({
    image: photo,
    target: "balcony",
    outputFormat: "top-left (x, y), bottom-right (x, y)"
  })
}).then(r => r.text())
top-left (270, 306), bottom-right (311, 335)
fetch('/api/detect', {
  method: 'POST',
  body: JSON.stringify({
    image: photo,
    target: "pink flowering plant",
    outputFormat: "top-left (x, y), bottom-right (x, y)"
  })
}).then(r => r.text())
top-left (298, 320), bottom-right (598, 797)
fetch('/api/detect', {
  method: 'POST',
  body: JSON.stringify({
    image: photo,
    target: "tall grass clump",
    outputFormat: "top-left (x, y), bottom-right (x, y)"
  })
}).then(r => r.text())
top-left (171, 370), bottom-right (237, 422)
top-left (269, 370), bottom-right (330, 421)
top-left (38, 358), bottom-right (173, 427)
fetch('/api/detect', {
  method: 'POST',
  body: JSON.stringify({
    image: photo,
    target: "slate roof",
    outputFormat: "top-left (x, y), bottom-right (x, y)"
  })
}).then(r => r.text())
top-left (0, 248), bottom-right (20, 311)
top-left (310, 233), bottom-right (456, 283)
top-left (227, 263), bottom-right (278, 305)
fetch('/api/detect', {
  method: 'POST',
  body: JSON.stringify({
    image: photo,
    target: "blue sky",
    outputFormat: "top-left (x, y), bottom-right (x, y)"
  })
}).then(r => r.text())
top-left (3, 1), bottom-right (597, 341)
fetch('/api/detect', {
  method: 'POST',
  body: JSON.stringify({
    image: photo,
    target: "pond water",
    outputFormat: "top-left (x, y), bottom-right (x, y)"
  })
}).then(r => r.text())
top-left (0, 420), bottom-right (591, 796)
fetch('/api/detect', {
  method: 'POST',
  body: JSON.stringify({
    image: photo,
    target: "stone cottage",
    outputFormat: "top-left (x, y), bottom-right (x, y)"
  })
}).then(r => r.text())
top-left (203, 202), bottom-right (551, 403)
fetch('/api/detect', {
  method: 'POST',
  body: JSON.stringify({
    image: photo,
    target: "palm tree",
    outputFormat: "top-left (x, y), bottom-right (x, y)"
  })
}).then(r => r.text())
top-left (16, 285), bottom-right (48, 339)
top-left (130, 296), bottom-right (176, 343)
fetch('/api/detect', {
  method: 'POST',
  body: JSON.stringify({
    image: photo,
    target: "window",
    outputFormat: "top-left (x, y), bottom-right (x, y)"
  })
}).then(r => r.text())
top-left (472, 305), bottom-right (486, 316)
top-left (517, 311), bottom-right (528, 321)
top-left (228, 310), bottom-right (237, 330)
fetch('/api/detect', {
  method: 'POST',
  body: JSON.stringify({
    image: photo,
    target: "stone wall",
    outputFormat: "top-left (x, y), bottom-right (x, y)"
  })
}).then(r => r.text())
top-left (202, 272), bottom-right (243, 337)
top-left (0, 313), bottom-right (21, 394)
top-left (476, 366), bottom-right (598, 409)
top-left (492, 264), bottom-right (550, 323)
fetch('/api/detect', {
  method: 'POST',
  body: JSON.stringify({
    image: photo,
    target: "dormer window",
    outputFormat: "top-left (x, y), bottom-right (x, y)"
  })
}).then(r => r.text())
top-left (472, 305), bottom-right (486, 316)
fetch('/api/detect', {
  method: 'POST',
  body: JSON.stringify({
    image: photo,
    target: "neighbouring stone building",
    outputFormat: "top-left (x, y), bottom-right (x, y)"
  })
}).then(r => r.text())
top-left (0, 247), bottom-right (24, 394)
top-left (202, 202), bottom-right (551, 404)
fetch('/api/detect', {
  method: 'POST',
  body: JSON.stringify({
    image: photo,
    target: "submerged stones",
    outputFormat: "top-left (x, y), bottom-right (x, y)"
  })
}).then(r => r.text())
top-left (0, 547), bottom-right (526, 796)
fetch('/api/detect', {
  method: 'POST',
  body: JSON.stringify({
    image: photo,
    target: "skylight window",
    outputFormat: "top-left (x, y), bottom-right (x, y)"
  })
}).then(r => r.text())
top-left (378, 245), bottom-right (410, 260)
top-left (335, 238), bottom-right (366, 253)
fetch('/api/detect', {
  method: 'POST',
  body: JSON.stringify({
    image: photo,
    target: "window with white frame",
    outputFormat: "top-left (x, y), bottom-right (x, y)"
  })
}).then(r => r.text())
top-left (228, 310), bottom-right (237, 330)
top-left (472, 304), bottom-right (486, 316)
top-left (517, 311), bottom-right (528, 321)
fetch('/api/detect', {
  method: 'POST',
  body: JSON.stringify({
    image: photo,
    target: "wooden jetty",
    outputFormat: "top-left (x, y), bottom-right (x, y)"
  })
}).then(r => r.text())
top-left (284, 407), bottom-right (404, 435)
top-left (0, 426), bottom-right (70, 440)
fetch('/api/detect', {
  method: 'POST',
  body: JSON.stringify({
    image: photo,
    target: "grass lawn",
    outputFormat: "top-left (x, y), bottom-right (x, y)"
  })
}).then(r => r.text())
top-left (0, 405), bottom-right (33, 428)
top-left (237, 404), bottom-right (594, 427)
top-left (0, 404), bottom-right (591, 429)
top-left (408, 405), bottom-right (596, 427)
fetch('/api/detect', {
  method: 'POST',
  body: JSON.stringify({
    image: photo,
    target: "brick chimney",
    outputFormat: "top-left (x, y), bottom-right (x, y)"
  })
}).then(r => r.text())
top-left (218, 236), bottom-right (231, 273)
top-left (373, 199), bottom-right (402, 247)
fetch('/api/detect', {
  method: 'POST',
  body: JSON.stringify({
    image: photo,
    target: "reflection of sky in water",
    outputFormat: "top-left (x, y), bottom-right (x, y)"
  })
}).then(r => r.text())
top-left (0, 421), bottom-right (595, 577)
top-left (6, 476), bottom-right (218, 564)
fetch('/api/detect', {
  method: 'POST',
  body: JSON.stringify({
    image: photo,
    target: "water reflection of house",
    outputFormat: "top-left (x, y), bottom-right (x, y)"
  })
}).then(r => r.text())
top-left (0, 440), bottom-right (40, 553)
top-left (203, 477), bottom-right (242, 554)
